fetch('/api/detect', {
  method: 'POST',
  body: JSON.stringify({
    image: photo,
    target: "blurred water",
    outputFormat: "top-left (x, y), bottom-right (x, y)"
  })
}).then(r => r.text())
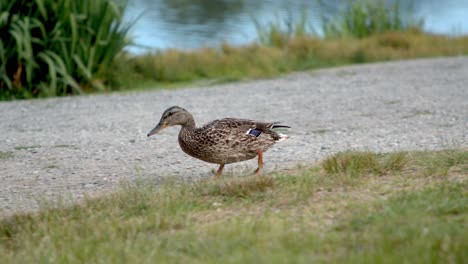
top-left (124, 0), bottom-right (468, 53)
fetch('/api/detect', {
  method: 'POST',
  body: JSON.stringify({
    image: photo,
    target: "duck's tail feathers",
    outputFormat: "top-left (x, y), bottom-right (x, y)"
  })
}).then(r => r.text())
top-left (271, 122), bottom-right (291, 129)
top-left (272, 124), bottom-right (291, 129)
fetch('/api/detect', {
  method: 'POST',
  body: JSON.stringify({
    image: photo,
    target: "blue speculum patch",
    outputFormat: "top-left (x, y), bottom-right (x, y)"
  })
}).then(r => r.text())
top-left (248, 128), bottom-right (262, 137)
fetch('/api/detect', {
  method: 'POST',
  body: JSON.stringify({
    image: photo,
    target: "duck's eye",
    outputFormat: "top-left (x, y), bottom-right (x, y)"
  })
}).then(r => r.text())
top-left (167, 112), bottom-right (174, 117)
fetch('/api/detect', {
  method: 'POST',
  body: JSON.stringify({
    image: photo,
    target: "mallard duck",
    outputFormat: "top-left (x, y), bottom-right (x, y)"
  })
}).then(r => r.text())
top-left (147, 106), bottom-right (290, 178)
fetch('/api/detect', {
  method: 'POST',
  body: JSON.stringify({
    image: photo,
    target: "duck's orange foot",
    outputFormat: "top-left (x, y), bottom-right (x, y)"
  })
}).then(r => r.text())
top-left (211, 164), bottom-right (224, 179)
top-left (254, 167), bottom-right (262, 175)
top-left (254, 150), bottom-right (264, 175)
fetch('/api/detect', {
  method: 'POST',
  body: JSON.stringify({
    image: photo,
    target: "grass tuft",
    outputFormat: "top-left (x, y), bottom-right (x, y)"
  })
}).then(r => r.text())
top-left (321, 151), bottom-right (408, 177)
top-left (322, 151), bottom-right (379, 176)
top-left (409, 149), bottom-right (468, 177)
top-left (381, 151), bottom-right (408, 171)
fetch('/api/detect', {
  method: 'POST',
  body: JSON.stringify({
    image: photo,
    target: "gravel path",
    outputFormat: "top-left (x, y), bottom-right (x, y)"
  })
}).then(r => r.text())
top-left (1, 57), bottom-right (467, 215)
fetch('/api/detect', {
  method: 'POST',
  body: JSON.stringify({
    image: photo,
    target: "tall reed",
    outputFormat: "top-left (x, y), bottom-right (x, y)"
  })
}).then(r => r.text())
top-left (0, 0), bottom-right (131, 99)
top-left (254, 11), bottom-right (309, 47)
top-left (322, 0), bottom-right (423, 38)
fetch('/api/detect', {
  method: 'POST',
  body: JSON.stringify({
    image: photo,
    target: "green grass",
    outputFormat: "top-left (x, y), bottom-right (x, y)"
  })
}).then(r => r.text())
top-left (321, 151), bottom-right (408, 177)
top-left (0, 151), bottom-right (14, 159)
top-left (409, 149), bottom-right (468, 177)
top-left (0, 149), bottom-right (466, 263)
top-left (334, 182), bottom-right (467, 263)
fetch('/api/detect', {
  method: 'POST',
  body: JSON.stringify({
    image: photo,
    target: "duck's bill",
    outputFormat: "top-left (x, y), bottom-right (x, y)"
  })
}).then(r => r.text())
top-left (147, 123), bottom-right (166, 137)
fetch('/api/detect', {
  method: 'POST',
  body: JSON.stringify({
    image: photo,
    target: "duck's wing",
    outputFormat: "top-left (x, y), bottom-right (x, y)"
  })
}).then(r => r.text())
top-left (201, 118), bottom-right (289, 140)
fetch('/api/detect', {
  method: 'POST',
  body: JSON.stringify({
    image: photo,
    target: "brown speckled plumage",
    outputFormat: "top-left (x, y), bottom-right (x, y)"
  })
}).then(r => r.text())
top-left (147, 106), bottom-right (289, 177)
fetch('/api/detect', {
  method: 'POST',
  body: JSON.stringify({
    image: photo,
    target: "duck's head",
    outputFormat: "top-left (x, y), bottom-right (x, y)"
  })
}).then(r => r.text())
top-left (147, 106), bottom-right (192, 137)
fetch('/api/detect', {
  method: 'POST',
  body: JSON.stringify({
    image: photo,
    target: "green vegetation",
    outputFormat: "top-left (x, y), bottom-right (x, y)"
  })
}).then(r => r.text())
top-left (13, 145), bottom-right (41, 150)
top-left (1, 149), bottom-right (466, 263)
top-left (323, 0), bottom-right (423, 38)
top-left (1, 0), bottom-right (468, 99)
top-left (112, 0), bottom-right (467, 88)
top-left (411, 149), bottom-right (468, 177)
top-left (0, 0), bottom-right (131, 99)
top-left (322, 151), bottom-right (407, 177)
top-left (0, 151), bottom-right (14, 159)
top-left (112, 32), bottom-right (468, 88)
top-left (254, 10), bottom-right (308, 47)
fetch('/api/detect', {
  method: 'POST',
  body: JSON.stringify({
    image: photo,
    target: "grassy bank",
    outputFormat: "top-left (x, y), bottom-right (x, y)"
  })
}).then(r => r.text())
top-left (1, 149), bottom-right (466, 263)
top-left (112, 31), bottom-right (468, 88)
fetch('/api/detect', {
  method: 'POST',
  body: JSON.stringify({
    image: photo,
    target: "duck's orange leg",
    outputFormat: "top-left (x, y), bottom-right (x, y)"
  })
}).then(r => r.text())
top-left (254, 150), bottom-right (264, 175)
top-left (214, 164), bottom-right (225, 179)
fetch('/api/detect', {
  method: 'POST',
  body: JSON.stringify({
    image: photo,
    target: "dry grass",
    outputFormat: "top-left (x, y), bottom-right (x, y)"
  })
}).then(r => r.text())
top-left (112, 31), bottom-right (468, 88)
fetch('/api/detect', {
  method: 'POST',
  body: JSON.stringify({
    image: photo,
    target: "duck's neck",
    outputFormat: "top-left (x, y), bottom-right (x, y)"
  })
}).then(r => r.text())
top-left (179, 116), bottom-right (197, 144)
top-left (178, 116), bottom-right (198, 157)
top-left (181, 115), bottom-right (197, 130)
